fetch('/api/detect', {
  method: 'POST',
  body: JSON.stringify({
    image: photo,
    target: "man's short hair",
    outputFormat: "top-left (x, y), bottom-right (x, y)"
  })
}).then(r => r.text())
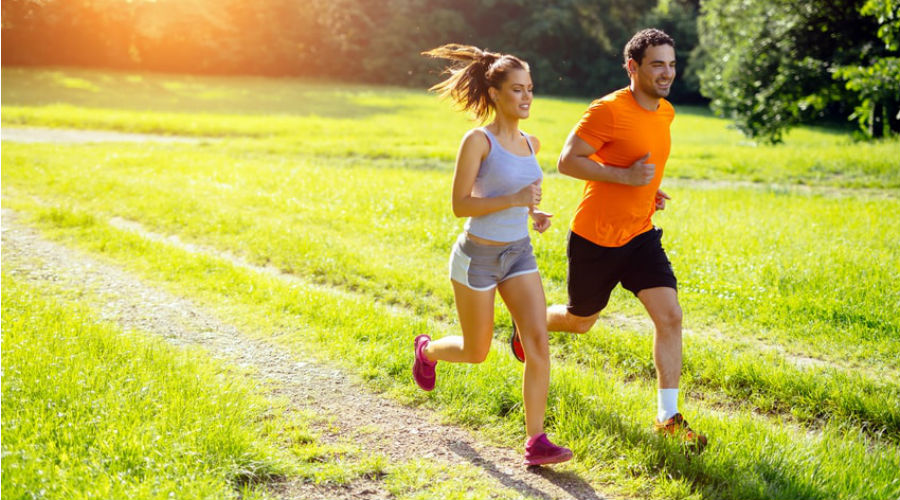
top-left (623, 28), bottom-right (675, 67)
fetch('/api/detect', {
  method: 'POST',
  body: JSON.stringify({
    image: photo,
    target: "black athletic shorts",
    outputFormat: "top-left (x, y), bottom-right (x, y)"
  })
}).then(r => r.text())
top-left (566, 227), bottom-right (677, 317)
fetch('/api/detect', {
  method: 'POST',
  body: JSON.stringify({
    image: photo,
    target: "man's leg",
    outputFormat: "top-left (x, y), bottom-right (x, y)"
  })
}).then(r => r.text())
top-left (637, 285), bottom-right (684, 427)
top-left (546, 305), bottom-right (599, 334)
top-left (637, 286), bottom-right (682, 390)
top-left (638, 286), bottom-right (707, 448)
top-left (546, 232), bottom-right (617, 334)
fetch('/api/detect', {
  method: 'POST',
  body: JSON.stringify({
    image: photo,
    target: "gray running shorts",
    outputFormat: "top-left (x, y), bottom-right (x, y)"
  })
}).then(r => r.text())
top-left (448, 233), bottom-right (539, 291)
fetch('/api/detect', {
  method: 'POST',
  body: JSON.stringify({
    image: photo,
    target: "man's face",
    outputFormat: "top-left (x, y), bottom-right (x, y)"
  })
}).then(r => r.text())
top-left (631, 44), bottom-right (676, 99)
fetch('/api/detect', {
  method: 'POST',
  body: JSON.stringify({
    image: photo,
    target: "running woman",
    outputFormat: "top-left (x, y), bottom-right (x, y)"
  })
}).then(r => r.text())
top-left (412, 44), bottom-right (573, 466)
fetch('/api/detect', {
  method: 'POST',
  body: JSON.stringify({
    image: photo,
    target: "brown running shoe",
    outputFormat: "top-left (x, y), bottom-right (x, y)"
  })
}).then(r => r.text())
top-left (655, 413), bottom-right (708, 451)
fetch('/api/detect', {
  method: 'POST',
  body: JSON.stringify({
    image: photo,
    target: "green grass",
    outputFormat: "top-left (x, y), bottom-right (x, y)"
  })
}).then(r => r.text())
top-left (3, 144), bottom-right (897, 433)
top-left (3, 66), bottom-right (899, 499)
top-left (1, 274), bottom-right (292, 499)
top-left (1, 261), bottom-right (529, 499)
top-left (668, 109), bottom-right (900, 188)
top-left (6, 198), bottom-right (898, 500)
top-left (3, 66), bottom-right (899, 186)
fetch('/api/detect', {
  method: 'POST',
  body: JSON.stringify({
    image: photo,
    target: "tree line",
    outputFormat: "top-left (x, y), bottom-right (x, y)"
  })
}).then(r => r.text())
top-left (2, 0), bottom-right (897, 140)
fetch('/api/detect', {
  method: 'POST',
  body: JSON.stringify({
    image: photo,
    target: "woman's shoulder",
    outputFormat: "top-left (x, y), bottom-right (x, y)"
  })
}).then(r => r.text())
top-left (523, 132), bottom-right (541, 154)
top-left (461, 127), bottom-right (492, 152)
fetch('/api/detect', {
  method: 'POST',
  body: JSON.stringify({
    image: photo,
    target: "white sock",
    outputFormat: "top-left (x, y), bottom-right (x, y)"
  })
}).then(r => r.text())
top-left (657, 389), bottom-right (679, 422)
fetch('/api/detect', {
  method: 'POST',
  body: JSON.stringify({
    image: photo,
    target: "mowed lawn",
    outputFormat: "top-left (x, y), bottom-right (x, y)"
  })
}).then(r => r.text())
top-left (3, 67), bottom-right (899, 500)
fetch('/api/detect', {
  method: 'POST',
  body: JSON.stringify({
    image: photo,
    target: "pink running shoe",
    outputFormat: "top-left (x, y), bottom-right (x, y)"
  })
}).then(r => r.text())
top-left (412, 334), bottom-right (436, 391)
top-left (524, 433), bottom-right (573, 466)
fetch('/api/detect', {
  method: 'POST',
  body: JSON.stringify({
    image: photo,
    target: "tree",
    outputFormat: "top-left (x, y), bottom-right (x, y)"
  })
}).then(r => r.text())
top-left (1, 0), bottom-right (703, 101)
top-left (449, 0), bottom-right (658, 96)
top-left (696, 0), bottom-right (890, 143)
top-left (835, 0), bottom-right (900, 138)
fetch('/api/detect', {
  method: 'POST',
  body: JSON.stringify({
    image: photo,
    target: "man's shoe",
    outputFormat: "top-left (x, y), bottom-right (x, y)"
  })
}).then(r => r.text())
top-left (524, 433), bottom-right (573, 466)
top-left (412, 334), bottom-right (436, 391)
top-left (509, 322), bottom-right (525, 363)
top-left (655, 413), bottom-right (708, 451)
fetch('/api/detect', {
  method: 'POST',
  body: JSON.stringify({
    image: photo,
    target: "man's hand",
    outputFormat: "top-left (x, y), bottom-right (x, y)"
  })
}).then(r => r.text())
top-left (622, 152), bottom-right (655, 186)
top-left (655, 189), bottom-right (671, 210)
top-left (530, 209), bottom-right (553, 233)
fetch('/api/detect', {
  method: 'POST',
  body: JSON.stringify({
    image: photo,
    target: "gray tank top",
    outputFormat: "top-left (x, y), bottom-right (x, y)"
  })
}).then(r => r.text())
top-left (464, 127), bottom-right (543, 242)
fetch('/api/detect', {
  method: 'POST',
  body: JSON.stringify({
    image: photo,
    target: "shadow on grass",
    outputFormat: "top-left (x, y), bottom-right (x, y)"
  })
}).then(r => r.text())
top-left (558, 389), bottom-right (836, 500)
top-left (447, 440), bottom-right (609, 500)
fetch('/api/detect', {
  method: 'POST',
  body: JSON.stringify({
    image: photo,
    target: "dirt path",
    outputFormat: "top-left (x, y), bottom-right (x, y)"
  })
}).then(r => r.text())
top-left (1, 126), bottom-right (209, 144)
top-left (1, 209), bottom-right (611, 500)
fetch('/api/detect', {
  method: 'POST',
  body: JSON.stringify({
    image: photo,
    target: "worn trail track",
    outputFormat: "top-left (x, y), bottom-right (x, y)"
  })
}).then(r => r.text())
top-left (2, 208), bottom-right (610, 500)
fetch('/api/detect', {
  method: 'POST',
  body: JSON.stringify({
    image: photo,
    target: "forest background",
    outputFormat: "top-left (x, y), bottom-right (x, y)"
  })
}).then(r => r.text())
top-left (3, 0), bottom-right (898, 142)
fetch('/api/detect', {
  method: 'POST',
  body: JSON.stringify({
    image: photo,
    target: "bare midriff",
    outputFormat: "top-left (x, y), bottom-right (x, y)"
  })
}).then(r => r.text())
top-left (465, 232), bottom-right (509, 246)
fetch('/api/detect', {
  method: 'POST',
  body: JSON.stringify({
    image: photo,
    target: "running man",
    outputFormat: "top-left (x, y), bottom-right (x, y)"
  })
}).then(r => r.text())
top-left (510, 28), bottom-right (707, 449)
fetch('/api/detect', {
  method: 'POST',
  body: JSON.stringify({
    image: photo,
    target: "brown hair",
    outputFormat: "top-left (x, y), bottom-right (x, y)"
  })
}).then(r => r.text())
top-left (623, 28), bottom-right (675, 69)
top-left (423, 44), bottom-right (530, 122)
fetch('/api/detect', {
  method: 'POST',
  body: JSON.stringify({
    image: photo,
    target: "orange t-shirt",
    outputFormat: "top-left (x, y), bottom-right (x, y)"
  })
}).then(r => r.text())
top-left (571, 87), bottom-right (674, 247)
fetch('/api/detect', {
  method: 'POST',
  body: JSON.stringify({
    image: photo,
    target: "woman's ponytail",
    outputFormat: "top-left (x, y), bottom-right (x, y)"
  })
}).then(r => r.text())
top-left (423, 44), bottom-right (528, 122)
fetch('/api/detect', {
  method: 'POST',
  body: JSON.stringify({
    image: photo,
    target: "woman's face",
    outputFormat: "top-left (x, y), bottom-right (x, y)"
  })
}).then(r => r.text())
top-left (492, 68), bottom-right (533, 119)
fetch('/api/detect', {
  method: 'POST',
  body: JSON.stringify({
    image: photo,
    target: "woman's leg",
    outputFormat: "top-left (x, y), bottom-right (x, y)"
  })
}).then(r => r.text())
top-left (498, 272), bottom-right (549, 438)
top-left (423, 280), bottom-right (496, 364)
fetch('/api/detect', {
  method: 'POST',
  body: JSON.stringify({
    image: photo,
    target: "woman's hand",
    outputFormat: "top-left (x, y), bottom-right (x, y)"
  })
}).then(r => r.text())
top-left (514, 180), bottom-right (542, 207)
top-left (530, 209), bottom-right (553, 233)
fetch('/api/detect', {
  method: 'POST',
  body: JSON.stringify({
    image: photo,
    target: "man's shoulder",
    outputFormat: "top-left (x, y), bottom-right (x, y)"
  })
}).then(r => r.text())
top-left (581, 88), bottom-right (630, 126)
top-left (659, 98), bottom-right (675, 114)
top-left (658, 98), bottom-right (676, 123)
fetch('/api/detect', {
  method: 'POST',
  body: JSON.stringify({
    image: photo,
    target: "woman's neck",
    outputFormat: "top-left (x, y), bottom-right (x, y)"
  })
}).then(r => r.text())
top-left (487, 114), bottom-right (520, 139)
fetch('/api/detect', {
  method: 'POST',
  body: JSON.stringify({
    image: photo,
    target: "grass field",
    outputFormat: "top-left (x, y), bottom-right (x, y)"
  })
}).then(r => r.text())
top-left (2, 275), bottom-right (296, 499)
top-left (3, 66), bottom-right (899, 500)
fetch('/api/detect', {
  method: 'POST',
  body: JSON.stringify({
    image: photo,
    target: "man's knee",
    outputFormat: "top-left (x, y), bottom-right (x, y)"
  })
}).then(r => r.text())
top-left (655, 304), bottom-right (683, 331)
top-left (568, 312), bottom-right (599, 334)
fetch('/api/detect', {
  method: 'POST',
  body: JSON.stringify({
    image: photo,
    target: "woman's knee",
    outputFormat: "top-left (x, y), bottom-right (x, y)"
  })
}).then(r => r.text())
top-left (463, 342), bottom-right (491, 364)
top-left (520, 330), bottom-right (550, 360)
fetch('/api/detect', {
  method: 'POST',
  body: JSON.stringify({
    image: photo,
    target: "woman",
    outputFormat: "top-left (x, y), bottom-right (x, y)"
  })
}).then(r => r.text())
top-left (412, 44), bottom-right (572, 466)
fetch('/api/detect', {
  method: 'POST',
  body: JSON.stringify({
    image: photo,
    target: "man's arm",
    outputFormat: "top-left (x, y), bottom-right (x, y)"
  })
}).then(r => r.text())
top-left (557, 132), bottom-right (655, 186)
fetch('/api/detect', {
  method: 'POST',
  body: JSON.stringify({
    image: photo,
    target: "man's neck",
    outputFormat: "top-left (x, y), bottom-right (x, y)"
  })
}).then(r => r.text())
top-left (628, 83), bottom-right (660, 111)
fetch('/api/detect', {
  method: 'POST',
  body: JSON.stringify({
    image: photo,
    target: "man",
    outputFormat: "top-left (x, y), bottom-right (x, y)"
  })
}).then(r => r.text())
top-left (511, 28), bottom-right (706, 449)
